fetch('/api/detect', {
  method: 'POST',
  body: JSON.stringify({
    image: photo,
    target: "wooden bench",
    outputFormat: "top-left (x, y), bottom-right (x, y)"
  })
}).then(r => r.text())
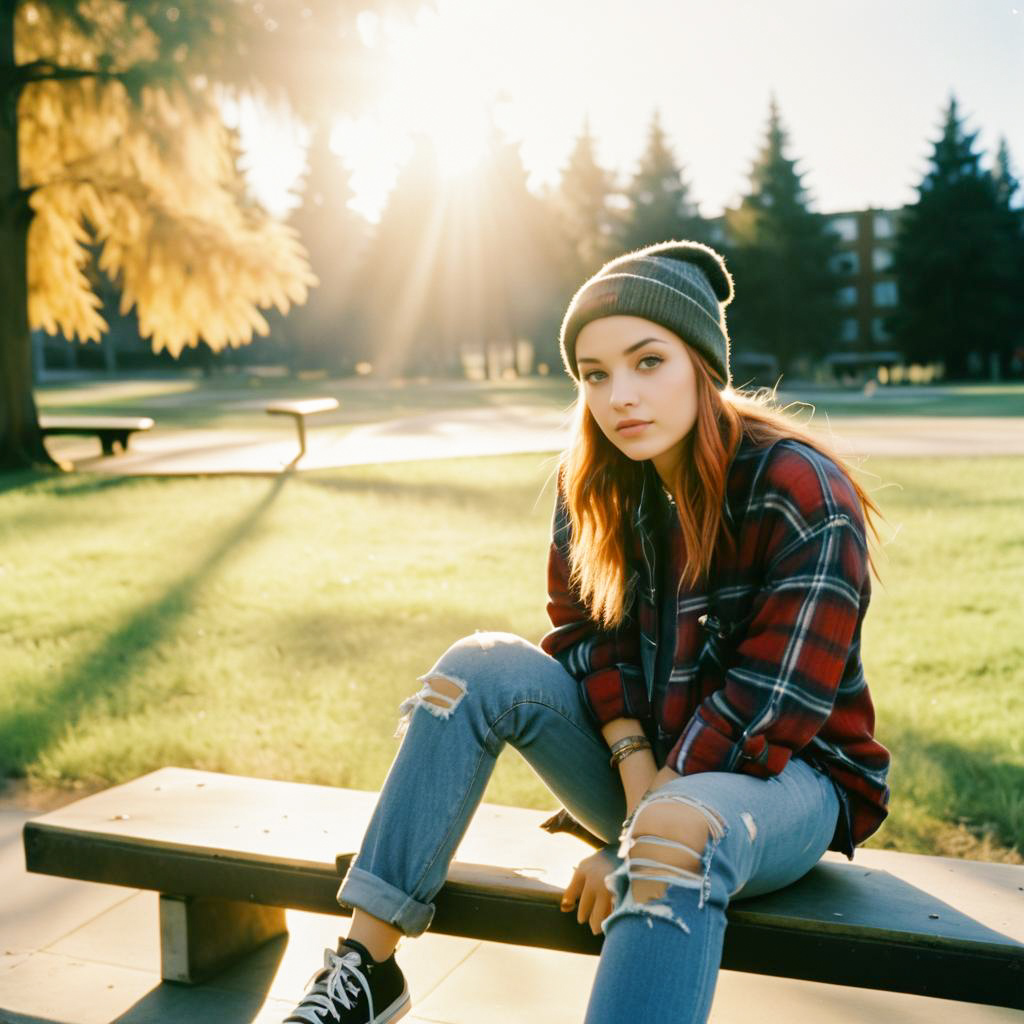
top-left (266, 398), bottom-right (339, 460)
top-left (39, 415), bottom-right (155, 456)
top-left (21, 768), bottom-right (1023, 1008)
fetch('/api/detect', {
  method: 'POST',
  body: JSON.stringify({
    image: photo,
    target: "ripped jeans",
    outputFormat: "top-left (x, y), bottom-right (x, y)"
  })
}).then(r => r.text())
top-left (337, 632), bottom-right (839, 1024)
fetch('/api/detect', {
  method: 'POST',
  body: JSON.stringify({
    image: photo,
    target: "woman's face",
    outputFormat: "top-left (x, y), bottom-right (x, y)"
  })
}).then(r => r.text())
top-left (576, 315), bottom-right (698, 485)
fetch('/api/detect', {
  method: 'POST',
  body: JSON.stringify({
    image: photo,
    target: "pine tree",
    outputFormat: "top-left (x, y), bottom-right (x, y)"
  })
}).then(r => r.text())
top-left (351, 135), bottom-right (452, 377)
top-left (992, 137), bottom-right (1021, 209)
top-left (355, 126), bottom-right (567, 378)
top-left (0, 0), bottom-right (405, 469)
top-left (723, 96), bottom-right (841, 376)
top-left (988, 137), bottom-right (1024, 376)
top-left (892, 96), bottom-right (1023, 378)
top-left (556, 119), bottom-right (620, 276)
top-left (446, 129), bottom-right (566, 377)
top-left (282, 121), bottom-right (367, 374)
top-left (619, 110), bottom-right (705, 251)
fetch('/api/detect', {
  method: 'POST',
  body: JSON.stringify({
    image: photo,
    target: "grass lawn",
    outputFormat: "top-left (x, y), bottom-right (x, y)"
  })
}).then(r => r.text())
top-left (1, 453), bottom-right (1021, 862)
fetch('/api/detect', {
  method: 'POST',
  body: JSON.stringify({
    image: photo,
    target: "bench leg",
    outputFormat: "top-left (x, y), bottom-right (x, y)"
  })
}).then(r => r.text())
top-left (159, 893), bottom-right (287, 984)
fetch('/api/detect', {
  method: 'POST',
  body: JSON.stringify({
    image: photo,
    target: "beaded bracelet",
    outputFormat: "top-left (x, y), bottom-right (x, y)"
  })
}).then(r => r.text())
top-left (608, 734), bottom-right (652, 768)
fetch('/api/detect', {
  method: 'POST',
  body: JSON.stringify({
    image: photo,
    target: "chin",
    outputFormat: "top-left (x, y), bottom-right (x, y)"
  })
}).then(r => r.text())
top-left (612, 440), bottom-right (663, 463)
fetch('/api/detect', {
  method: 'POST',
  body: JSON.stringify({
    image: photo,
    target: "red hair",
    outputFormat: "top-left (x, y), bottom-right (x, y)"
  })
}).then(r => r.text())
top-left (560, 349), bottom-right (882, 629)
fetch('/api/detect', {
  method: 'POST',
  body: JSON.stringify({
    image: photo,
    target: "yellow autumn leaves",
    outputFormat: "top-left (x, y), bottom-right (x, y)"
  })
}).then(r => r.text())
top-left (16, 3), bottom-right (315, 357)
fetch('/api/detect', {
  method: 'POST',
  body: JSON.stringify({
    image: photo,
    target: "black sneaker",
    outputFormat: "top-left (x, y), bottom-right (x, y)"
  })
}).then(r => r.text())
top-left (283, 937), bottom-right (410, 1024)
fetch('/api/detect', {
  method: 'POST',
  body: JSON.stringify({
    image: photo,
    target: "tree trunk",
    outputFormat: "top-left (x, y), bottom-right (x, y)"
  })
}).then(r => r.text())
top-left (0, 3), bottom-right (55, 470)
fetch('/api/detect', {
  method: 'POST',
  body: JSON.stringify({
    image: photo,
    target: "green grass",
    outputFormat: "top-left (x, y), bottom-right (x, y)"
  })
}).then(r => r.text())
top-left (1, 454), bottom-right (1021, 862)
top-left (775, 383), bottom-right (1024, 418)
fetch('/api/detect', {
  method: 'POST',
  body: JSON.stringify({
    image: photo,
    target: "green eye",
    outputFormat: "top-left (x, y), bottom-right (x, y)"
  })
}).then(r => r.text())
top-left (638, 355), bottom-right (663, 369)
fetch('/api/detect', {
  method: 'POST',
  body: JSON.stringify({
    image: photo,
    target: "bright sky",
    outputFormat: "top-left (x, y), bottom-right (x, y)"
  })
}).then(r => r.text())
top-left (241, 0), bottom-right (1024, 222)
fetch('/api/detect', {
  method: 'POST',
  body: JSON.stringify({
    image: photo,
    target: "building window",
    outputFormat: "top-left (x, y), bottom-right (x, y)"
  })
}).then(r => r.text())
top-left (832, 251), bottom-right (860, 274)
top-left (873, 281), bottom-right (898, 307)
top-left (871, 317), bottom-right (892, 341)
top-left (830, 216), bottom-right (858, 243)
top-left (840, 318), bottom-right (859, 343)
top-left (872, 248), bottom-right (894, 272)
top-left (838, 285), bottom-right (858, 307)
top-left (873, 213), bottom-right (893, 239)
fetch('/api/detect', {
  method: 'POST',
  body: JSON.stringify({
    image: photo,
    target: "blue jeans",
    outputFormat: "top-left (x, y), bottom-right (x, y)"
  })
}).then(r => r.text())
top-left (337, 632), bottom-right (839, 1024)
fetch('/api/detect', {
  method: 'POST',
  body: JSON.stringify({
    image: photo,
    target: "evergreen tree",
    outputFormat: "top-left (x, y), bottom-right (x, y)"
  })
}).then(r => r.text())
top-left (282, 122), bottom-right (368, 374)
top-left (556, 119), bottom-right (621, 276)
top-left (892, 96), bottom-right (1023, 378)
top-left (723, 96), bottom-right (841, 376)
top-left (355, 127), bottom-right (567, 378)
top-left (351, 135), bottom-right (452, 377)
top-left (988, 137), bottom-right (1024, 376)
top-left (992, 136), bottom-right (1021, 209)
top-left (445, 129), bottom-right (566, 377)
top-left (0, 0), bottom-right (409, 469)
top-left (619, 110), bottom-right (705, 251)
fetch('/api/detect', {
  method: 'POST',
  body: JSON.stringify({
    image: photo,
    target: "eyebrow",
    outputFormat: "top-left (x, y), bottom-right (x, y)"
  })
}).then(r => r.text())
top-left (577, 337), bottom-right (668, 364)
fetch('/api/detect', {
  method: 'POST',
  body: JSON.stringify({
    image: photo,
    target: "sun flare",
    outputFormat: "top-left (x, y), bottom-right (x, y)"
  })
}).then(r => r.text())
top-left (364, 8), bottom-right (499, 181)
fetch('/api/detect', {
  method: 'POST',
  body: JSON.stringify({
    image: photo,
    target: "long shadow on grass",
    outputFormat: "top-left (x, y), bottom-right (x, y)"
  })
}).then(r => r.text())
top-left (0, 474), bottom-right (289, 778)
top-left (0, 478), bottom-right (139, 542)
top-left (886, 724), bottom-right (1024, 853)
top-left (0, 469), bottom-right (135, 501)
top-left (0, 468), bottom-right (54, 496)
top-left (299, 466), bottom-right (559, 517)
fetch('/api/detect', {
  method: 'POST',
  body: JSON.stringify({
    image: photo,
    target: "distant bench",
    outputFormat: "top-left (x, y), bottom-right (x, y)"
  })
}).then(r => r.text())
top-left (39, 415), bottom-right (155, 456)
top-left (22, 768), bottom-right (1024, 1007)
top-left (266, 398), bottom-right (339, 460)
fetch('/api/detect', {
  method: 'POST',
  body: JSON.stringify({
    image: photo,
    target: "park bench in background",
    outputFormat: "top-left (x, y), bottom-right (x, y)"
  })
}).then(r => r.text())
top-left (22, 767), bottom-right (1023, 1008)
top-left (39, 415), bottom-right (155, 456)
top-left (266, 397), bottom-right (339, 460)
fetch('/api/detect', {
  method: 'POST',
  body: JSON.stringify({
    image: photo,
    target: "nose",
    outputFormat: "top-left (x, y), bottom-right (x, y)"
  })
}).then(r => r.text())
top-left (609, 371), bottom-right (638, 410)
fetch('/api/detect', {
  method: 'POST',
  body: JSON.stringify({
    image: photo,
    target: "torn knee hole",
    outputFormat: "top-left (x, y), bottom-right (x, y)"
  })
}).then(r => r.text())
top-left (421, 675), bottom-right (465, 709)
top-left (618, 796), bottom-right (725, 906)
top-left (394, 673), bottom-right (467, 737)
top-left (626, 837), bottom-right (706, 903)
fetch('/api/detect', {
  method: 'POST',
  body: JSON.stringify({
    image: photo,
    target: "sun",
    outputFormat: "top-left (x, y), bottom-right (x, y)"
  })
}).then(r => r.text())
top-left (359, 7), bottom-right (500, 181)
top-left (237, 4), bottom-right (519, 221)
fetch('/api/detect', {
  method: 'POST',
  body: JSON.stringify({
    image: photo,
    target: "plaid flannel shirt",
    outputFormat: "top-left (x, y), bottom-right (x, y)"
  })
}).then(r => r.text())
top-left (541, 437), bottom-right (890, 854)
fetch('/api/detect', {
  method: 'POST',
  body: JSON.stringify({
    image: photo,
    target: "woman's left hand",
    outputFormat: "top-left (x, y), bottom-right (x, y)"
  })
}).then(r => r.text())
top-left (561, 847), bottom-right (620, 935)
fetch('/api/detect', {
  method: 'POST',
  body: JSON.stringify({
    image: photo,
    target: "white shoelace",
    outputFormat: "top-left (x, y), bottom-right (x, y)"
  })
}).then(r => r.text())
top-left (290, 948), bottom-right (374, 1023)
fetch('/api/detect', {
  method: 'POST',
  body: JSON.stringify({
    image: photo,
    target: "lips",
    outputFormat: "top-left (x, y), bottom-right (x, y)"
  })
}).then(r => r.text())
top-left (615, 419), bottom-right (652, 436)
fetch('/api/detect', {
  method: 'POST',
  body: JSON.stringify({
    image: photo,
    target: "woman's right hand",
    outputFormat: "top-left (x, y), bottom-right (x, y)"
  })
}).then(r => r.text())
top-left (560, 847), bottom-right (621, 935)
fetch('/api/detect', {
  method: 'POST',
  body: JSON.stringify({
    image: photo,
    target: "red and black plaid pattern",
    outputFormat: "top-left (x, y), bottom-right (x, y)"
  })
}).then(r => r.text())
top-left (541, 438), bottom-right (890, 852)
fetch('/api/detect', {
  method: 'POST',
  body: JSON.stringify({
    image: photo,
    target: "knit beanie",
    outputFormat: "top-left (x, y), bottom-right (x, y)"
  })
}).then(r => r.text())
top-left (559, 240), bottom-right (735, 386)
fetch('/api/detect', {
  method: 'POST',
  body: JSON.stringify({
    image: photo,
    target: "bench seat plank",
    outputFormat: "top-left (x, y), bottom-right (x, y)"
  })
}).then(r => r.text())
top-left (23, 768), bottom-right (1024, 1008)
top-left (265, 399), bottom-right (339, 417)
top-left (39, 415), bottom-right (155, 455)
top-left (39, 415), bottom-right (155, 430)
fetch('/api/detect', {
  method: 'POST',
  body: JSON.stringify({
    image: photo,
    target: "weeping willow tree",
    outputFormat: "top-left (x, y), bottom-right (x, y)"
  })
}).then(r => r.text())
top-left (0, 0), bottom-right (405, 469)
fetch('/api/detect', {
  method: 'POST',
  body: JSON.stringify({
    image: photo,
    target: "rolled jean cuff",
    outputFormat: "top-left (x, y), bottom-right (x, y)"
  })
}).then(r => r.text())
top-left (336, 865), bottom-right (435, 937)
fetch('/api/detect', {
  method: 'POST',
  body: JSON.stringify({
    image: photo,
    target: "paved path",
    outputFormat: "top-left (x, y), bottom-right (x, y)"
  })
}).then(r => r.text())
top-left (43, 407), bottom-right (1024, 476)
top-left (3, 802), bottom-right (1020, 1024)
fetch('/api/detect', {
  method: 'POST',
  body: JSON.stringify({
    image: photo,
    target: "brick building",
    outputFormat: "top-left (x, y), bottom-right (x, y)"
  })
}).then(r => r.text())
top-left (706, 206), bottom-right (906, 382)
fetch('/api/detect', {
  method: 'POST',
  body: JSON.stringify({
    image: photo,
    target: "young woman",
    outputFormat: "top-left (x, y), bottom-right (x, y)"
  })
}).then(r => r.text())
top-left (284, 241), bottom-right (890, 1024)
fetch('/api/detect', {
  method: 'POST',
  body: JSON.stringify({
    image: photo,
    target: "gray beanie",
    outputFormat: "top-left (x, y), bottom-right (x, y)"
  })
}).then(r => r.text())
top-left (559, 240), bottom-right (735, 386)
